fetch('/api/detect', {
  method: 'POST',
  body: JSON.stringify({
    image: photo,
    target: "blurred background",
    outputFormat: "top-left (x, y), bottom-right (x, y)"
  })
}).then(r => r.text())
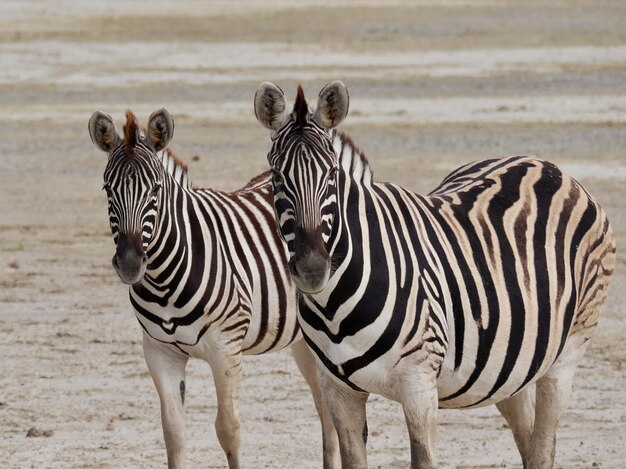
top-left (0, 1), bottom-right (624, 467)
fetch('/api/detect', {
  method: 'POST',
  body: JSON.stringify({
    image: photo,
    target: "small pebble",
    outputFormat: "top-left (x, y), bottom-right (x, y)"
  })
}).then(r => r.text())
top-left (26, 427), bottom-right (54, 438)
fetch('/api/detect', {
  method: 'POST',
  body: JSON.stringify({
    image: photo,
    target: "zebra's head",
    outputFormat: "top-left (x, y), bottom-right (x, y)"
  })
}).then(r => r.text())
top-left (88, 108), bottom-right (174, 285)
top-left (254, 81), bottom-right (349, 294)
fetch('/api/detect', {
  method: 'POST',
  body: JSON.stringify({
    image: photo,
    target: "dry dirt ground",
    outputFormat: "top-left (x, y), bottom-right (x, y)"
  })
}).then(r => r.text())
top-left (0, 1), bottom-right (625, 468)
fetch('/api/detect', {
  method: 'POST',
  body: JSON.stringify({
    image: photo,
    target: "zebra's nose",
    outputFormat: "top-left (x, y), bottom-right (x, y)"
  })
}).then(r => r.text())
top-left (289, 251), bottom-right (331, 294)
top-left (111, 252), bottom-right (147, 267)
top-left (112, 233), bottom-right (148, 284)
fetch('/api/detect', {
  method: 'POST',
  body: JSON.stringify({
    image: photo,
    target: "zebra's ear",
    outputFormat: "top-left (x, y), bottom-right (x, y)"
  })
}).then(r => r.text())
top-left (146, 108), bottom-right (175, 152)
top-left (254, 82), bottom-right (288, 131)
top-left (89, 111), bottom-right (122, 153)
top-left (314, 81), bottom-right (349, 129)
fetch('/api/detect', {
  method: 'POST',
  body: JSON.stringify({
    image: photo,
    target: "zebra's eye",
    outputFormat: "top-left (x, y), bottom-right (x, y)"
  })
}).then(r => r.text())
top-left (102, 183), bottom-right (112, 195)
top-left (150, 183), bottom-right (161, 196)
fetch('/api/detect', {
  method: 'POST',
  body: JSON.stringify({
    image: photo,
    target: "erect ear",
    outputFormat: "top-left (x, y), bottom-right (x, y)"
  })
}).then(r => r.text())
top-left (254, 82), bottom-right (288, 131)
top-left (146, 108), bottom-right (175, 151)
top-left (314, 81), bottom-right (349, 129)
top-left (88, 111), bottom-right (122, 153)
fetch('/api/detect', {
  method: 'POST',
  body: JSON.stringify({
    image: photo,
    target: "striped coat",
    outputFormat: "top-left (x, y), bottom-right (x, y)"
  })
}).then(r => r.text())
top-left (302, 145), bottom-right (613, 408)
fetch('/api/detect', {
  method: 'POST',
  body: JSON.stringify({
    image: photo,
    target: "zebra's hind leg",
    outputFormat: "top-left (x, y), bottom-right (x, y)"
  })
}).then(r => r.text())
top-left (319, 371), bottom-right (369, 469)
top-left (291, 340), bottom-right (341, 469)
top-left (142, 333), bottom-right (189, 469)
top-left (496, 386), bottom-right (535, 467)
top-left (209, 350), bottom-right (244, 469)
top-left (527, 363), bottom-right (577, 469)
top-left (401, 372), bottom-right (438, 469)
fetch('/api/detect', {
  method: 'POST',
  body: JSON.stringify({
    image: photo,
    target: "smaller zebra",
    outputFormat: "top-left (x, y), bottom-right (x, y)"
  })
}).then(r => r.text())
top-left (254, 82), bottom-right (616, 468)
top-left (88, 109), bottom-right (339, 469)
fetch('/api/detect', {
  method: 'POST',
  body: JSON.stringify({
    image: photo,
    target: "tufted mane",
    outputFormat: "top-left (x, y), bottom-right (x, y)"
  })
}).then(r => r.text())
top-left (333, 130), bottom-right (373, 183)
top-left (293, 85), bottom-right (309, 127)
top-left (160, 148), bottom-right (192, 189)
top-left (123, 110), bottom-right (141, 148)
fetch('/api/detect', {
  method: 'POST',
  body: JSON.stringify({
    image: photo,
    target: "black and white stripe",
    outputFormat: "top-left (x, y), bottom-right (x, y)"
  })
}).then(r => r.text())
top-left (255, 82), bottom-right (616, 468)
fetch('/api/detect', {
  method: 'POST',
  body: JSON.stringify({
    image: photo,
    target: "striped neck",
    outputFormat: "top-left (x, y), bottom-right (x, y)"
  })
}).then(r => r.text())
top-left (140, 149), bottom-right (205, 291)
top-left (331, 130), bottom-right (373, 185)
top-left (158, 148), bottom-right (192, 189)
top-left (325, 131), bottom-right (372, 265)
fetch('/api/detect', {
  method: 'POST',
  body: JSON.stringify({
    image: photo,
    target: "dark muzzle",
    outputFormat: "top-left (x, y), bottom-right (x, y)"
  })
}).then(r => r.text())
top-left (112, 233), bottom-right (147, 285)
top-left (289, 249), bottom-right (331, 294)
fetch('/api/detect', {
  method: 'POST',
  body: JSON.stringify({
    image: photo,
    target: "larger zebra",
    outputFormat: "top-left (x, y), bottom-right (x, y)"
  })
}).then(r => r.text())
top-left (88, 109), bottom-right (339, 469)
top-left (254, 82), bottom-right (616, 468)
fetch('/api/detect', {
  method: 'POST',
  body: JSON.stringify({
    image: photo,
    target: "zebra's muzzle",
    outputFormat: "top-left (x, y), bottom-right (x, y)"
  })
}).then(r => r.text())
top-left (112, 233), bottom-right (148, 285)
top-left (289, 251), bottom-right (331, 294)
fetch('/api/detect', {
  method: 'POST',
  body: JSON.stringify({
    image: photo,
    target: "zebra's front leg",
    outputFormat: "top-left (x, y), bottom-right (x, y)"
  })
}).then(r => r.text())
top-left (143, 333), bottom-right (189, 469)
top-left (209, 348), bottom-right (244, 469)
top-left (401, 371), bottom-right (439, 469)
top-left (319, 370), bottom-right (369, 469)
top-left (291, 339), bottom-right (340, 469)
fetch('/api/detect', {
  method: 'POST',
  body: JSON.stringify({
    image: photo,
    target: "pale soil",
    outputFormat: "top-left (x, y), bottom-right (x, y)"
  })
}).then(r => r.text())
top-left (0, 1), bottom-right (625, 468)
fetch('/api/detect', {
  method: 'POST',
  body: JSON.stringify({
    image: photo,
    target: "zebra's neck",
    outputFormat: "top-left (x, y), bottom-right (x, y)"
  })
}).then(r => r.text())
top-left (140, 149), bottom-right (216, 292)
top-left (158, 148), bottom-right (192, 189)
top-left (325, 131), bottom-right (373, 273)
top-left (138, 151), bottom-right (273, 300)
top-left (331, 130), bottom-right (374, 185)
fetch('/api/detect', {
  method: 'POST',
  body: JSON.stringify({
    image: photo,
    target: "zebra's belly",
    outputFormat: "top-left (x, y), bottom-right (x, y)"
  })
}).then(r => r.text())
top-left (307, 324), bottom-right (562, 409)
top-left (435, 371), bottom-right (537, 409)
top-left (314, 341), bottom-right (550, 408)
top-left (434, 346), bottom-right (556, 409)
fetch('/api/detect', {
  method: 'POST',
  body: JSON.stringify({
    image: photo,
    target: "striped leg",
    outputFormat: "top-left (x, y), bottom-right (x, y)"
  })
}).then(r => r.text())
top-left (319, 371), bottom-right (369, 469)
top-left (496, 386), bottom-right (535, 467)
top-left (209, 349), bottom-right (244, 469)
top-left (291, 340), bottom-right (341, 469)
top-left (401, 372), bottom-right (438, 469)
top-left (143, 333), bottom-right (189, 469)
top-left (527, 365), bottom-right (576, 469)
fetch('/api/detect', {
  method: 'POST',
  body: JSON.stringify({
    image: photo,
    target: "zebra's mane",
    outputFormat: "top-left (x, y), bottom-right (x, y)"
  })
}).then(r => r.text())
top-left (236, 170), bottom-right (271, 193)
top-left (159, 148), bottom-right (192, 189)
top-left (157, 148), bottom-right (273, 194)
top-left (333, 130), bottom-right (374, 183)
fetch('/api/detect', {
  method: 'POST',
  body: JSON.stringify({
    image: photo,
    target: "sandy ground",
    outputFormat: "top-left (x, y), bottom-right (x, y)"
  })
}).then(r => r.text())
top-left (0, 1), bottom-right (625, 467)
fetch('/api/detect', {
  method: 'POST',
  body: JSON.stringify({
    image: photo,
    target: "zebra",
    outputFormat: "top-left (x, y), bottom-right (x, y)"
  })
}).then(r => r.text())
top-left (88, 109), bottom-right (340, 469)
top-left (254, 81), bottom-right (616, 468)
